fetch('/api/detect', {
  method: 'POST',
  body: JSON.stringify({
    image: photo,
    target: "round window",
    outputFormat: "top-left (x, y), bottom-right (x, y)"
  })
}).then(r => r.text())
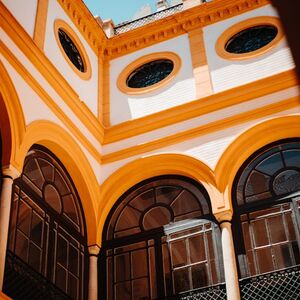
top-left (58, 28), bottom-right (85, 72)
top-left (225, 25), bottom-right (278, 54)
top-left (215, 17), bottom-right (283, 60)
top-left (117, 52), bottom-right (181, 95)
top-left (127, 59), bottom-right (174, 88)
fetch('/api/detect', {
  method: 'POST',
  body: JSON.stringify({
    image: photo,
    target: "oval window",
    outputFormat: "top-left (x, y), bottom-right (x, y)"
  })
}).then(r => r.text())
top-left (127, 59), bottom-right (174, 88)
top-left (58, 28), bottom-right (85, 72)
top-left (117, 52), bottom-right (181, 95)
top-left (225, 25), bottom-right (278, 54)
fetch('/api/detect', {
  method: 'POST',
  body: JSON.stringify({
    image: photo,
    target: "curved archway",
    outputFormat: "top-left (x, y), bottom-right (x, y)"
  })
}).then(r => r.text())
top-left (0, 60), bottom-right (26, 169)
top-left (18, 120), bottom-right (99, 245)
top-left (215, 115), bottom-right (300, 209)
top-left (97, 153), bottom-right (219, 244)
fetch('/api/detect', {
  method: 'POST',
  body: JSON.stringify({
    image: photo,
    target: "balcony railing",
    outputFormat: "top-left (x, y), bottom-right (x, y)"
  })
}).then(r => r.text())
top-left (3, 251), bottom-right (72, 300)
top-left (166, 283), bottom-right (227, 300)
top-left (239, 265), bottom-right (300, 300)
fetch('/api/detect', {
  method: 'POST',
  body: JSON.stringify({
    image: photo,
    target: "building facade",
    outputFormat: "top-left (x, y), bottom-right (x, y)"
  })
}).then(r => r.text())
top-left (0, 0), bottom-right (299, 299)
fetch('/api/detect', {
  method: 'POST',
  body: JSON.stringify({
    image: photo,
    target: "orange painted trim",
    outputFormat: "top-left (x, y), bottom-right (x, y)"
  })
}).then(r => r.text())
top-left (33, 0), bottom-right (49, 50)
top-left (216, 16), bottom-right (284, 60)
top-left (17, 121), bottom-right (99, 245)
top-left (117, 52), bottom-right (181, 95)
top-left (105, 69), bottom-right (298, 144)
top-left (215, 115), bottom-right (300, 212)
top-left (188, 28), bottom-right (213, 98)
top-left (0, 41), bottom-right (102, 165)
top-left (0, 3), bottom-right (104, 141)
top-left (0, 292), bottom-right (11, 300)
top-left (102, 97), bottom-right (300, 164)
top-left (97, 153), bottom-right (221, 244)
top-left (54, 19), bottom-right (92, 80)
top-left (105, 0), bottom-right (270, 59)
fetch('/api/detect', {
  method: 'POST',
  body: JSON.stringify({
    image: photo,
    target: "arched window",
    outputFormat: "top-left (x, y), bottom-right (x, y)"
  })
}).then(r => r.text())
top-left (100, 176), bottom-right (224, 299)
top-left (232, 139), bottom-right (300, 278)
top-left (5, 147), bottom-right (87, 299)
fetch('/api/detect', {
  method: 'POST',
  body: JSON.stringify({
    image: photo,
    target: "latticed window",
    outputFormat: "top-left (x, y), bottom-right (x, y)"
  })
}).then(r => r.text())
top-left (225, 25), bottom-right (278, 54)
top-left (233, 140), bottom-right (300, 278)
top-left (6, 147), bottom-right (87, 299)
top-left (101, 176), bottom-right (224, 300)
top-left (126, 59), bottom-right (174, 88)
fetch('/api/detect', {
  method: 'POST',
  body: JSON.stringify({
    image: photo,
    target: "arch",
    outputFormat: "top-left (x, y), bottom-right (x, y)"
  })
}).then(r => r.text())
top-left (97, 153), bottom-right (219, 245)
top-left (0, 60), bottom-right (26, 169)
top-left (17, 120), bottom-right (99, 245)
top-left (215, 115), bottom-right (300, 210)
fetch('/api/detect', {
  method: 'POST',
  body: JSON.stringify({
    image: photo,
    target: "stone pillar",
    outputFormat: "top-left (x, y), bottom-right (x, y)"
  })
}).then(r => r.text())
top-left (88, 245), bottom-right (100, 300)
top-left (219, 218), bottom-right (241, 300)
top-left (0, 166), bottom-right (20, 291)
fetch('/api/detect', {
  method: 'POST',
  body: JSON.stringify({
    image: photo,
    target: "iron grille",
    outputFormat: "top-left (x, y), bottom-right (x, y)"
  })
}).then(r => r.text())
top-left (166, 283), bottom-right (227, 300)
top-left (239, 265), bottom-right (300, 300)
top-left (114, 4), bottom-right (183, 34)
top-left (3, 250), bottom-right (72, 300)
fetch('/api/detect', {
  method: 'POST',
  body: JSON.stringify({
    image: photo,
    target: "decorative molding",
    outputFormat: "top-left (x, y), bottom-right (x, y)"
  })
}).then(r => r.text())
top-left (57, 0), bottom-right (107, 55)
top-left (104, 69), bottom-right (298, 144)
top-left (33, 0), bottom-right (49, 50)
top-left (101, 97), bottom-right (300, 164)
top-left (104, 0), bottom-right (271, 59)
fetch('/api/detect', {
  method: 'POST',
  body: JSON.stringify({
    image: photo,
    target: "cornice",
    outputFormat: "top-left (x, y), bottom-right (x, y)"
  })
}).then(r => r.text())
top-left (105, 0), bottom-right (270, 59)
top-left (57, 0), bottom-right (107, 55)
top-left (104, 69), bottom-right (298, 144)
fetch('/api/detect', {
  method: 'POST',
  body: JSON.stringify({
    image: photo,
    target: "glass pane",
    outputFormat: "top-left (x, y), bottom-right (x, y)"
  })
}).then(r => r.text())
top-left (149, 246), bottom-right (157, 299)
top-left (272, 170), bottom-right (300, 195)
top-left (131, 249), bottom-right (147, 278)
top-left (54, 170), bottom-right (70, 195)
top-left (115, 281), bottom-right (131, 300)
top-left (173, 268), bottom-right (189, 293)
top-left (292, 241), bottom-right (300, 265)
top-left (116, 206), bottom-right (141, 231)
top-left (57, 235), bottom-right (68, 267)
top-left (130, 189), bottom-right (154, 211)
top-left (132, 278), bottom-right (149, 300)
top-left (252, 219), bottom-right (269, 247)
top-left (268, 215), bottom-right (287, 243)
top-left (171, 240), bottom-right (187, 268)
top-left (56, 264), bottom-right (67, 292)
top-left (115, 253), bottom-right (130, 282)
top-left (28, 242), bottom-right (42, 272)
top-left (44, 184), bottom-right (62, 213)
top-left (15, 231), bottom-right (29, 261)
top-left (192, 263), bottom-right (208, 288)
top-left (31, 211), bottom-right (43, 247)
top-left (69, 244), bottom-right (79, 276)
top-left (23, 158), bottom-right (44, 189)
top-left (273, 244), bottom-right (292, 269)
top-left (189, 234), bottom-right (206, 263)
top-left (17, 200), bottom-right (31, 236)
top-left (143, 206), bottom-right (171, 230)
top-left (171, 190), bottom-right (200, 216)
top-left (282, 150), bottom-right (300, 167)
top-left (245, 171), bottom-right (270, 197)
top-left (63, 194), bottom-right (79, 225)
top-left (256, 247), bottom-right (273, 274)
top-left (37, 158), bottom-right (54, 181)
top-left (286, 212), bottom-right (296, 240)
top-left (68, 273), bottom-right (79, 300)
top-left (156, 186), bottom-right (182, 205)
top-left (256, 153), bottom-right (284, 176)
top-left (107, 257), bottom-right (113, 300)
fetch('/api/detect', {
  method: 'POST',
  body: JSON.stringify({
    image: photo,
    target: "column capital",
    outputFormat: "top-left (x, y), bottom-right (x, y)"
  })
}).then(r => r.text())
top-left (88, 244), bottom-right (101, 256)
top-left (2, 165), bottom-right (20, 180)
top-left (214, 209), bottom-right (233, 223)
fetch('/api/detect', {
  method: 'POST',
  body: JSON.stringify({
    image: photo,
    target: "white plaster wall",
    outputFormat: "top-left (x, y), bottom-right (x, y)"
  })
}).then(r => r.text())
top-left (44, 0), bottom-right (99, 116)
top-left (2, 0), bottom-right (38, 38)
top-left (103, 86), bottom-right (299, 154)
top-left (204, 5), bottom-right (295, 93)
top-left (110, 34), bottom-right (196, 125)
top-left (100, 108), bottom-right (300, 183)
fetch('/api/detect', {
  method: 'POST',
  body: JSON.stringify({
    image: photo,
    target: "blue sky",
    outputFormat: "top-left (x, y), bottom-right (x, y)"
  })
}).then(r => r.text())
top-left (83, 0), bottom-right (159, 25)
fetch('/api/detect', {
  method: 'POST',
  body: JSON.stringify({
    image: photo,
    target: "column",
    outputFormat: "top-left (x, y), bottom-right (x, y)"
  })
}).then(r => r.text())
top-left (88, 245), bottom-right (100, 300)
top-left (0, 166), bottom-right (20, 291)
top-left (220, 219), bottom-right (241, 300)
